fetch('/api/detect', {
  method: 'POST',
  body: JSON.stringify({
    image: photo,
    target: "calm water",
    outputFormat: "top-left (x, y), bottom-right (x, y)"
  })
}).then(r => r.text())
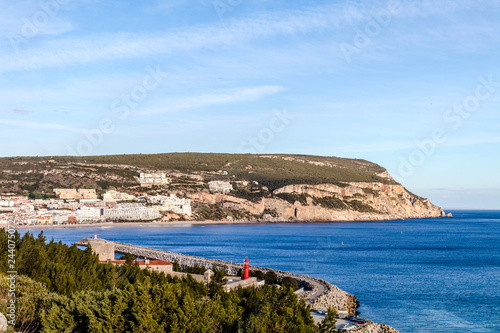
top-left (21, 210), bottom-right (500, 333)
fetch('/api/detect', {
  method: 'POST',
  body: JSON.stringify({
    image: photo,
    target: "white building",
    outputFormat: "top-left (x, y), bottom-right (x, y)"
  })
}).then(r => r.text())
top-left (149, 194), bottom-right (192, 216)
top-left (138, 173), bottom-right (170, 187)
top-left (101, 205), bottom-right (161, 221)
top-left (76, 207), bottom-right (101, 222)
top-left (79, 199), bottom-right (103, 205)
top-left (0, 196), bottom-right (28, 207)
top-left (103, 190), bottom-right (136, 202)
top-left (51, 212), bottom-right (71, 224)
top-left (208, 181), bottom-right (233, 193)
top-left (0, 200), bottom-right (13, 207)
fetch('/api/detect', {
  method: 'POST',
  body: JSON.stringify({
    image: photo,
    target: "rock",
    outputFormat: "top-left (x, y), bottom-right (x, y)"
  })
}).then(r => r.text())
top-left (0, 312), bottom-right (7, 332)
top-left (447, 212), bottom-right (453, 217)
top-left (356, 322), bottom-right (400, 333)
top-left (187, 181), bottom-right (444, 223)
top-left (309, 280), bottom-right (350, 313)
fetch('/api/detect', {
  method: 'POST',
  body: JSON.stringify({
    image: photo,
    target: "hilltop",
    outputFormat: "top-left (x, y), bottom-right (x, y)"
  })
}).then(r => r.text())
top-left (0, 153), bottom-right (446, 222)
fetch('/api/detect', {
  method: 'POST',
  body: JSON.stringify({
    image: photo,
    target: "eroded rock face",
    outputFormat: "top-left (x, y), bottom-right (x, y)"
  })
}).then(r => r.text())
top-left (274, 182), bottom-right (444, 220)
top-left (187, 182), bottom-right (445, 222)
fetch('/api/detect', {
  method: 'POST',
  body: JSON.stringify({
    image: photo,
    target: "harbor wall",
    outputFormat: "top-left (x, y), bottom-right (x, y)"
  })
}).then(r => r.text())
top-left (75, 238), bottom-right (356, 314)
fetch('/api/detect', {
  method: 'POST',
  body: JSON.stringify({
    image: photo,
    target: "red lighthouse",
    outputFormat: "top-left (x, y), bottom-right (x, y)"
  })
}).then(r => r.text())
top-left (243, 258), bottom-right (250, 280)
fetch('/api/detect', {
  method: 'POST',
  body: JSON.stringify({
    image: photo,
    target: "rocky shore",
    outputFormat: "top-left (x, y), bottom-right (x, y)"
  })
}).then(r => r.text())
top-left (75, 238), bottom-right (400, 332)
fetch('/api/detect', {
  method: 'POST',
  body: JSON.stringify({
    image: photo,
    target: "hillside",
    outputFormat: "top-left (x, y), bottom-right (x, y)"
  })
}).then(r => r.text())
top-left (0, 153), bottom-right (446, 221)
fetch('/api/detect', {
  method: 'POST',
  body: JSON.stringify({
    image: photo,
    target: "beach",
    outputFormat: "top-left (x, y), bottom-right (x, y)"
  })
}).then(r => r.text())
top-left (9, 220), bottom-right (261, 230)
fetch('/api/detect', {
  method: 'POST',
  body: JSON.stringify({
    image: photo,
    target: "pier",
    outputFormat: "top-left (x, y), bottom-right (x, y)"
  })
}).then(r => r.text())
top-left (74, 238), bottom-right (355, 314)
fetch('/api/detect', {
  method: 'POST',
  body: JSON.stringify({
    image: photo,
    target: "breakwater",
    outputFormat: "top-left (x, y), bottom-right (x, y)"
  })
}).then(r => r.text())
top-left (75, 238), bottom-right (355, 314)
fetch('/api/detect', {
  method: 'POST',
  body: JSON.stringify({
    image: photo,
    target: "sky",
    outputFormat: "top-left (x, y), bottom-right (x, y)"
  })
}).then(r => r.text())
top-left (1, 0), bottom-right (499, 209)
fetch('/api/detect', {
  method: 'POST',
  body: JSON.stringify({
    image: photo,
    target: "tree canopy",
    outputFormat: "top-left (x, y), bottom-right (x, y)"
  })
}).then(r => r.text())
top-left (0, 230), bottom-right (324, 332)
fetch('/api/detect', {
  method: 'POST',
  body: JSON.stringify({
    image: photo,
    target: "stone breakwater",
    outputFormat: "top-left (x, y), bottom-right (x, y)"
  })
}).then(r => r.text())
top-left (356, 323), bottom-right (400, 333)
top-left (75, 238), bottom-right (399, 332)
top-left (75, 238), bottom-right (351, 310)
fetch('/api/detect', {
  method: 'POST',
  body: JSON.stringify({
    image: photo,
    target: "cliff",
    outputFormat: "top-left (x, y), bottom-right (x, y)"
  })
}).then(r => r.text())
top-left (0, 153), bottom-right (446, 221)
top-left (187, 181), bottom-right (445, 222)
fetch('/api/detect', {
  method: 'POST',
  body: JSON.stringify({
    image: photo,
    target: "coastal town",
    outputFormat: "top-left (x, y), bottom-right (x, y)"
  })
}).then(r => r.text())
top-left (0, 173), bottom-right (205, 226)
top-left (0, 156), bottom-right (434, 332)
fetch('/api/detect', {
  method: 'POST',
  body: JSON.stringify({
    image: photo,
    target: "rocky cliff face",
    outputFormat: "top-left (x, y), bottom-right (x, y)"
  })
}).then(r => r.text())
top-left (188, 181), bottom-right (445, 222)
top-left (0, 154), bottom-right (445, 222)
top-left (272, 182), bottom-right (445, 221)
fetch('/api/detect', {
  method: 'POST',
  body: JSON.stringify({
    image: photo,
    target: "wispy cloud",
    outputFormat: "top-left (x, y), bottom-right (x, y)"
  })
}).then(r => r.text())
top-left (11, 108), bottom-right (32, 115)
top-left (0, 118), bottom-right (84, 133)
top-left (0, 10), bottom-right (334, 72)
top-left (141, 85), bottom-right (285, 115)
top-left (3, 0), bottom-right (495, 73)
top-left (0, 1), bottom-right (74, 37)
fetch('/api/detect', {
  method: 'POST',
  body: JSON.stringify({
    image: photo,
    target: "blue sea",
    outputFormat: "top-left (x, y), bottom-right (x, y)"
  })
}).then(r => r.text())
top-left (21, 210), bottom-right (500, 333)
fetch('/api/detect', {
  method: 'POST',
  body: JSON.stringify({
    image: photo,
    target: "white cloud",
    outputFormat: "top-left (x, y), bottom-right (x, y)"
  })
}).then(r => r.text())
top-left (141, 85), bottom-right (285, 115)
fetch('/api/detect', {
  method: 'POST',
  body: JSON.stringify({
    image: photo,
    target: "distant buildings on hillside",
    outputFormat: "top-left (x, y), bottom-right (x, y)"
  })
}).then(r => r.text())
top-left (0, 196), bottom-right (79, 225)
top-left (138, 173), bottom-right (170, 187)
top-left (0, 196), bottom-right (28, 207)
top-left (147, 194), bottom-right (192, 216)
top-left (1, 175), bottom-right (235, 225)
top-left (103, 190), bottom-right (136, 201)
top-left (54, 189), bottom-right (98, 200)
top-left (208, 181), bottom-right (233, 193)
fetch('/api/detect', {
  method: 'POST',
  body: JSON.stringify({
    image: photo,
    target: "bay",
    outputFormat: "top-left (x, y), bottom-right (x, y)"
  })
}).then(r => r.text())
top-left (21, 210), bottom-right (500, 333)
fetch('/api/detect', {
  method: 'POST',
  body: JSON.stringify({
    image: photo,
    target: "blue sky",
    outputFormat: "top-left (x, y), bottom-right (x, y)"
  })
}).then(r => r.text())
top-left (1, 0), bottom-right (499, 209)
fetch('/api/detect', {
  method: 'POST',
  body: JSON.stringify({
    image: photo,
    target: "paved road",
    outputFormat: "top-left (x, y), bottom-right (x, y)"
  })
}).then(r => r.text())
top-left (306, 279), bottom-right (325, 302)
top-left (310, 312), bottom-right (351, 329)
top-left (310, 312), bottom-right (325, 324)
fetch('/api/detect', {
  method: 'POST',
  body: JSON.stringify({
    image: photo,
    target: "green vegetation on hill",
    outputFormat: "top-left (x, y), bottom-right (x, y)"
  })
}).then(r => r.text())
top-left (276, 193), bottom-right (309, 205)
top-left (0, 231), bottom-right (321, 332)
top-left (0, 153), bottom-right (396, 196)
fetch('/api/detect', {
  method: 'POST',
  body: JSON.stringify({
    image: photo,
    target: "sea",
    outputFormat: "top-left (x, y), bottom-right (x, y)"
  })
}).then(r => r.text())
top-left (20, 210), bottom-right (500, 333)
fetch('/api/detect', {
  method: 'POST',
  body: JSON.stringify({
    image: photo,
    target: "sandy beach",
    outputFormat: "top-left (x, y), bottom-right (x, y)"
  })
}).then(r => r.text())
top-left (8, 220), bottom-right (262, 230)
